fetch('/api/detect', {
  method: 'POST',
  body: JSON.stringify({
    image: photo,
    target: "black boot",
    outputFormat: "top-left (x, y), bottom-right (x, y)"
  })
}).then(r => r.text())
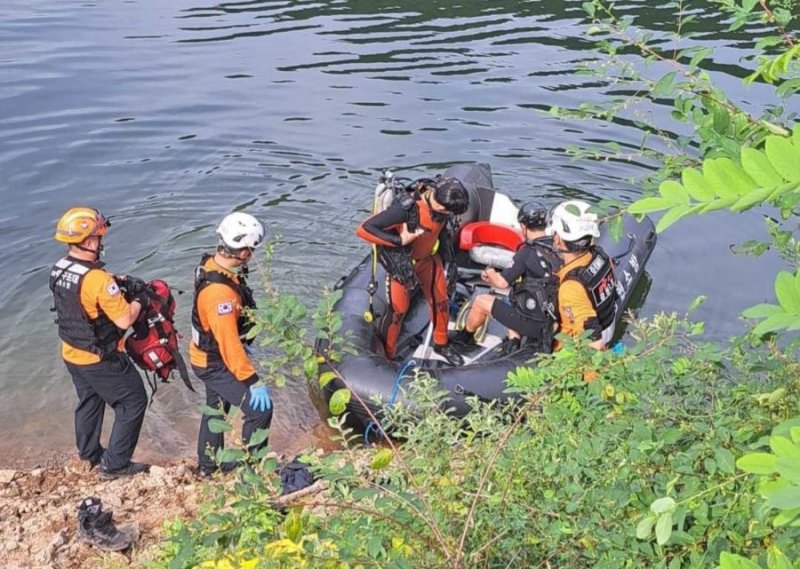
top-left (448, 329), bottom-right (476, 347)
top-left (77, 498), bottom-right (132, 552)
top-left (494, 337), bottom-right (521, 357)
top-left (433, 343), bottom-right (464, 366)
top-left (98, 461), bottom-right (150, 481)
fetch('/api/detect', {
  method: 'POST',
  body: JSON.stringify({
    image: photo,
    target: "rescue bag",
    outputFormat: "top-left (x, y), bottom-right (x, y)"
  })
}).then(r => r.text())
top-left (122, 278), bottom-right (194, 400)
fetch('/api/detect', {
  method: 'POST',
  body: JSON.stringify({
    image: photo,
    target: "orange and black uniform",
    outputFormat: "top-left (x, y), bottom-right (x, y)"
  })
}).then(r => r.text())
top-left (190, 254), bottom-right (271, 470)
top-left (50, 256), bottom-right (147, 470)
top-left (356, 198), bottom-right (450, 359)
top-left (555, 246), bottom-right (618, 348)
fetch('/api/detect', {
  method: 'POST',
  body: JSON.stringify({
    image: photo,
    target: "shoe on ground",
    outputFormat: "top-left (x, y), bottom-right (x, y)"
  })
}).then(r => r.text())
top-left (77, 498), bottom-right (132, 552)
top-left (98, 461), bottom-right (150, 481)
top-left (433, 343), bottom-right (464, 367)
top-left (448, 329), bottom-right (476, 347)
top-left (494, 337), bottom-right (521, 357)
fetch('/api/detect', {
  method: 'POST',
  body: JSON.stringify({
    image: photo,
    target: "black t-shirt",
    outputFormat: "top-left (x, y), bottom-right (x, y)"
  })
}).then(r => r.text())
top-left (500, 237), bottom-right (561, 284)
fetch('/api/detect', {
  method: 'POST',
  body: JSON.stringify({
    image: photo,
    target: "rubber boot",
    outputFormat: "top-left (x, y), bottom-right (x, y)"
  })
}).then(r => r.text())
top-left (77, 497), bottom-right (132, 552)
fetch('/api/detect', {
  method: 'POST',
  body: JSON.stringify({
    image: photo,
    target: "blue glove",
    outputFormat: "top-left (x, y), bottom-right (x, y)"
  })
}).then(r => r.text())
top-left (249, 385), bottom-right (272, 412)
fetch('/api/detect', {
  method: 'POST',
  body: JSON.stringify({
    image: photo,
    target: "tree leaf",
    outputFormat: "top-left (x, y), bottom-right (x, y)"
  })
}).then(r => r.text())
top-left (731, 186), bottom-right (773, 212)
top-left (714, 447), bottom-right (736, 474)
top-left (655, 512), bottom-right (673, 545)
top-left (635, 516), bottom-right (655, 540)
top-left (770, 435), bottom-right (800, 461)
top-left (753, 313), bottom-right (798, 336)
top-left (319, 371), bottom-right (338, 389)
top-left (329, 388), bottom-right (352, 415)
top-left (688, 47), bottom-right (712, 69)
top-left (682, 167), bottom-right (715, 202)
top-left (656, 204), bottom-right (694, 232)
top-left (742, 147), bottom-right (784, 188)
top-left (208, 418), bottom-right (233, 434)
top-left (248, 428), bottom-right (270, 448)
top-left (767, 545), bottom-right (794, 569)
top-left (628, 197), bottom-right (673, 215)
top-left (765, 136), bottom-right (800, 183)
top-left (650, 496), bottom-right (677, 515)
top-left (719, 552), bottom-right (764, 569)
top-left (736, 452), bottom-right (778, 474)
top-left (763, 485), bottom-right (800, 510)
top-left (742, 303), bottom-right (784, 319)
top-left (704, 158), bottom-right (757, 197)
top-left (200, 405), bottom-right (225, 417)
top-left (772, 507), bottom-right (800, 527)
top-left (659, 180), bottom-right (690, 204)
top-left (774, 271), bottom-right (800, 314)
top-left (608, 215), bottom-right (623, 242)
top-left (653, 71), bottom-right (677, 98)
top-left (370, 448), bottom-right (394, 471)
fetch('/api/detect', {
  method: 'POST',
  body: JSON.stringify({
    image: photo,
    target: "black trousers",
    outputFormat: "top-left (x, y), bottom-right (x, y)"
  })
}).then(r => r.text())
top-left (193, 364), bottom-right (273, 469)
top-left (65, 353), bottom-right (147, 471)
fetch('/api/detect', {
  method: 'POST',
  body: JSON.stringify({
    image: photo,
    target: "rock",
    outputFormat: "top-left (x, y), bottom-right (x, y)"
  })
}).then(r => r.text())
top-left (4, 540), bottom-right (19, 552)
top-left (30, 468), bottom-right (44, 480)
top-left (49, 529), bottom-right (67, 551)
top-left (0, 470), bottom-right (18, 484)
top-left (149, 465), bottom-right (167, 480)
top-left (101, 493), bottom-right (124, 510)
top-left (118, 521), bottom-right (140, 544)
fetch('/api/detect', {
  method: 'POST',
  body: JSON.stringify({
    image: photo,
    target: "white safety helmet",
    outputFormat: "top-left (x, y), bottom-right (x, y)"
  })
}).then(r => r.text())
top-left (546, 200), bottom-right (600, 243)
top-left (216, 212), bottom-right (265, 250)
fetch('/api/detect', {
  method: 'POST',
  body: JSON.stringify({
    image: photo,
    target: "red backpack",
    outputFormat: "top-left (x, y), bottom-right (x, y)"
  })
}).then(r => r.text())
top-left (124, 279), bottom-right (194, 400)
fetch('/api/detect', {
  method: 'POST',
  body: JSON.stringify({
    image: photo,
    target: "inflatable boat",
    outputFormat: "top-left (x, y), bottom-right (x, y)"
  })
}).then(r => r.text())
top-left (321, 163), bottom-right (656, 428)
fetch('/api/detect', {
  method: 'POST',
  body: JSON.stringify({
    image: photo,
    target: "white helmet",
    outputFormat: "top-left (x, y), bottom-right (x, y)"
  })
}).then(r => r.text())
top-left (546, 200), bottom-right (600, 242)
top-left (216, 212), bottom-right (265, 250)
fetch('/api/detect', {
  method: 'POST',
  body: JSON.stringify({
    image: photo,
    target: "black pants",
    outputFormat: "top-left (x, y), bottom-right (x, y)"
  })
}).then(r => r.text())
top-left (65, 353), bottom-right (147, 471)
top-left (193, 364), bottom-right (273, 469)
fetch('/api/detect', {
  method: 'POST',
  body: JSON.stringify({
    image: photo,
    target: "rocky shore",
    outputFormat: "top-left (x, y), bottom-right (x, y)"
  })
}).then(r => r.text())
top-left (0, 459), bottom-right (199, 569)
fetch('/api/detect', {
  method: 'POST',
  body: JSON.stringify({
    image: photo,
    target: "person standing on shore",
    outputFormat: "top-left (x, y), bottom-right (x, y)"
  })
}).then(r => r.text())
top-left (50, 207), bottom-right (150, 480)
top-left (189, 212), bottom-right (272, 477)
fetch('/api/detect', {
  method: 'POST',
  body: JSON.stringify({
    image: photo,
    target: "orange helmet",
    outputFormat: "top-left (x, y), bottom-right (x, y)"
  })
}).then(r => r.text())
top-left (54, 207), bottom-right (109, 244)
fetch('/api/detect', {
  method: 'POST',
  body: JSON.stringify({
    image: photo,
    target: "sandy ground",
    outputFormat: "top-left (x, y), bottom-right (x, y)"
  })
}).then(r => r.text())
top-left (0, 459), bottom-right (200, 569)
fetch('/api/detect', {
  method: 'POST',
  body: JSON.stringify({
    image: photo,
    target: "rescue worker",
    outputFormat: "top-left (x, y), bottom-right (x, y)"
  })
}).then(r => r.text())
top-left (190, 212), bottom-right (271, 477)
top-left (356, 177), bottom-right (469, 366)
top-left (50, 207), bottom-right (149, 480)
top-left (450, 201), bottom-right (562, 355)
top-left (547, 200), bottom-right (618, 350)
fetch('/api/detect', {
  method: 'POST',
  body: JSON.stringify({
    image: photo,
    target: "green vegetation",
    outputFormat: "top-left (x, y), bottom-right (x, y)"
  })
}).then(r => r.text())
top-left (155, 2), bottom-right (800, 568)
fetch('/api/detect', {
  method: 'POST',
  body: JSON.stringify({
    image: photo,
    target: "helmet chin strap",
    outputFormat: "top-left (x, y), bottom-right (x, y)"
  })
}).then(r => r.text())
top-left (75, 240), bottom-right (103, 261)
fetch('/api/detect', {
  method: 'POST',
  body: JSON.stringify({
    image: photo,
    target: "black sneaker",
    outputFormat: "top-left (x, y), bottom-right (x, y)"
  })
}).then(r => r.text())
top-left (448, 329), bottom-right (476, 347)
top-left (494, 337), bottom-right (521, 357)
top-left (433, 343), bottom-right (464, 367)
top-left (197, 461), bottom-right (243, 479)
top-left (77, 498), bottom-right (132, 552)
top-left (98, 461), bottom-right (150, 481)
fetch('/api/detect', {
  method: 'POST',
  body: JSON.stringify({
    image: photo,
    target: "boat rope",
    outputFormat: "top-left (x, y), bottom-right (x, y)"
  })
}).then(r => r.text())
top-left (364, 359), bottom-right (416, 446)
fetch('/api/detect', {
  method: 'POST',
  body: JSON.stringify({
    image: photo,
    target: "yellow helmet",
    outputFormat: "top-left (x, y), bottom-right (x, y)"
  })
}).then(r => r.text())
top-left (54, 207), bottom-right (109, 244)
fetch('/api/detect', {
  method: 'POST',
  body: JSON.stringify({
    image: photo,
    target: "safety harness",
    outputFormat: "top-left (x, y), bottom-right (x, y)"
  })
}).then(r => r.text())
top-left (563, 246), bottom-right (618, 340)
top-left (191, 254), bottom-right (257, 361)
top-left (49, 257), bottom-right (122, 359)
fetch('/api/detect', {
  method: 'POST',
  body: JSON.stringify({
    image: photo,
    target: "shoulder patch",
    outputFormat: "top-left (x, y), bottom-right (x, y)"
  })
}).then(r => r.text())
top-left (217, 301), bottom-right (234, 315)
top-left (106, 281), bottom-right (120, 296)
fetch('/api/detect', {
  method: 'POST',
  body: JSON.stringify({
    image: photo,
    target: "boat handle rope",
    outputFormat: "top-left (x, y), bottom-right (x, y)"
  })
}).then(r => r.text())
top-left (364, 359), bottom-right (417, 445)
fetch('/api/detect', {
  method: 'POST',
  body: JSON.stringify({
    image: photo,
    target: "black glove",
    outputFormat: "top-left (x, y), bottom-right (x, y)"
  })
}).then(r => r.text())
top-left (117, 275), bottom-right (146, 301)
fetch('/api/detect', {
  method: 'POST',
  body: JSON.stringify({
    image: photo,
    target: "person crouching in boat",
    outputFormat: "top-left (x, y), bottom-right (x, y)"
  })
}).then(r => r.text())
top-left (547, 200), bottom-right (618, 351)
top-left (450, 201), bottom-right (563, 356)
top-left (356, 177), bottom-right (469, 366)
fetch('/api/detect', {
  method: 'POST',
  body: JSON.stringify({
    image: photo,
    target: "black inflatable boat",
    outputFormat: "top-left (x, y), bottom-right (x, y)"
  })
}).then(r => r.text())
top-left (322, 163), bottom-right (656, 427)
